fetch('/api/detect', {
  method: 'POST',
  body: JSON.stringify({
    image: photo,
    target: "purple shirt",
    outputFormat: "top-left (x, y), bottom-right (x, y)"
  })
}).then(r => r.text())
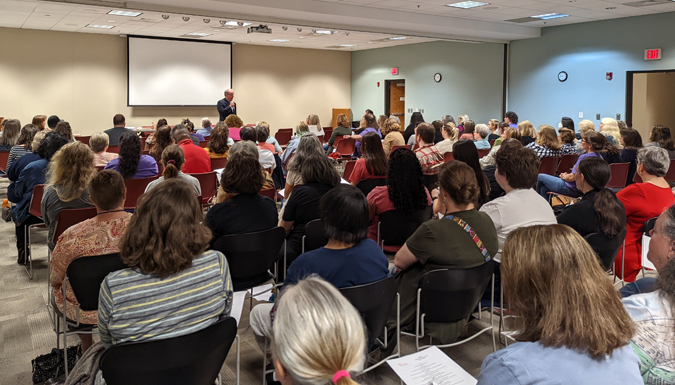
top-left (355, 127), bottom-right (382, 155)
top-left (565, 152), bottom-right (600, 190)
top-left (104, 155), bottom-right (158, 179)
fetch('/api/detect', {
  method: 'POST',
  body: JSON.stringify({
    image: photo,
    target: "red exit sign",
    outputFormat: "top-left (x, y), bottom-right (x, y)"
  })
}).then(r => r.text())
top-left (645, 49), bottom-right (662, 60)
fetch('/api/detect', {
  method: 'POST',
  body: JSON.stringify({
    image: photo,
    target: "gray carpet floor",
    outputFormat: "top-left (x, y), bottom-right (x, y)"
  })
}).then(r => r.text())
top-left (0, 177), bottom-right (503, 385)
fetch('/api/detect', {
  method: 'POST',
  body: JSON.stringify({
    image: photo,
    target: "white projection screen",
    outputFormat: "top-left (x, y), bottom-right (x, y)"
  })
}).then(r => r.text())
top-left (128, 36), bottom-right (232, 106)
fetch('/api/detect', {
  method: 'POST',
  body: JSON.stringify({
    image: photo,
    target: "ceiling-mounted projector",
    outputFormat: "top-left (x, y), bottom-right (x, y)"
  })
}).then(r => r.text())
top-left (247, 24), bottom-right (272, 34)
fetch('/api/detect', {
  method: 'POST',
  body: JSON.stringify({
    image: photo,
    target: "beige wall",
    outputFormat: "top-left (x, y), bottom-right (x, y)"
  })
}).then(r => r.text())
top-left (632, 72), bottom-right (675, 141)
top-left (0, 27), bottom-right (350, 136)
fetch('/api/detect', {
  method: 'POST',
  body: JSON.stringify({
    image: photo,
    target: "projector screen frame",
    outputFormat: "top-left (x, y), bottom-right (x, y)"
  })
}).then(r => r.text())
top-left (126, 35), bottom-right (233, 107)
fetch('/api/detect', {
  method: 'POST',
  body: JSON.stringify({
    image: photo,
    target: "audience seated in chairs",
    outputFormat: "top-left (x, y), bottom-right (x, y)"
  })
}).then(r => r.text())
top-left (346, 113), bottom-right (381, 157)
top-left (104, 130), bottom-right (158, 179)
top-left (98, 179), bottom-right (233, 349)
top-left (256, 125), bottom-right (277, 154)
top-left (620, 128), bottom-right (643, 185)
top-left (144, 144), bottom-right (201, 195)
top-left (41, 141), bottom-right (96, 251)
top-left (349, 132), bottom-right (387, 186)
top-left (558, 127), bottom-right (579, 155)
top-left (413, 123), bottom-right (444, 176)
top-left (0, 118), bottom-right (21, 151)
top-left (89, 132), bottom-right (118, 167)
top-left (381, 117), bottom-right (406, 156)
top-left (279, 153), bottom-right (340, 267)
top-left (453, 139), bottom-right (491, 207)
top-left (284, 134), bottom-right (323, 200)
top-left (182, 118), bottom-right (204, 145)
top-left (7, 131), bottom-right (45, 181)
top-left (536, 131), bottom-right (613, 199)
top-left (272, 277), bottom-right (367, 385)
top-left (50, 170), bottom-right (130, 353)
top-left (526, 125), bottom-right (563, 159)
top-left (325, 113), bottom-right (353, 154)
top-left (251, 185), bottom-right (388, 349)
top-left (459, 120), bottom-right (475, 141)
top-left (215, 141), bottom-right (274, 203)
top-left (600, 117), bottom-right (623, 149)
top-left (241, 126), bottom-right (276, 171)
top-left (387, 160), bottom-right (498, 349)
top-left (557, 157), bottom-right (626, 239)
top-left (225, 114), bottom-right (244, 141)
top-left (435, 122), bottom-right (458, 155)
top-left (258, 121), bottom-right (283, 154)
top-left (645, 124), bottom-right (675, 159)
top-left (142, 118), bottom-right (167, 151)
top-left (473, 124), bottom-right (491, 150)
top-left (196, 117), bottom-right (214, 138)
top-left (6, 123), bottom-right (38, 170)
top-left (170, 124), bottom-right (211, 174)
top-left (481, 127), bottom-right (521, 169)
top-left (280, 121), bottom-right (310, 174)
top-left (616, 147), bottom-right (675, 282)
top-left (476, 225), bottom-right (641, 384)
top-left (206, 152), bottom-right (278, 248)
top-left (367, 148), bottom-right (432, 253)
top-left (205, 122), bottom-right (231, 159)
top-left (518, 120), bottom-right (537, 146)
top-left (148, 125), bottom-right (173, 163)
top-left (622, 204), bottom-right (675, 384)
top-left (7, 132), bottom-right (69, 264)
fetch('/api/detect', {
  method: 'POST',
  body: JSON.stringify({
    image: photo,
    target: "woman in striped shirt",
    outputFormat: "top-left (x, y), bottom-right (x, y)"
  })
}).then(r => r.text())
top-left (6, 124), bottom-right (39, 170)
top-left (98, 178), bottom-right (233, 348)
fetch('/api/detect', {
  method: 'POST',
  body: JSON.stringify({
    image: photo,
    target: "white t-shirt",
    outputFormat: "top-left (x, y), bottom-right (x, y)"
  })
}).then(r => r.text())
top-left (479, 188), bottom-right (556, 262)
top-left (258, 148), bottom-right (276, 171)
top-left (308, 125), bottom-right (325, 137)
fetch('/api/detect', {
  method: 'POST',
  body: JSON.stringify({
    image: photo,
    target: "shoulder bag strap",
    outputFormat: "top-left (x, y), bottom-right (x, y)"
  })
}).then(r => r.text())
top-left (444, 215), bottom-right (492, 262)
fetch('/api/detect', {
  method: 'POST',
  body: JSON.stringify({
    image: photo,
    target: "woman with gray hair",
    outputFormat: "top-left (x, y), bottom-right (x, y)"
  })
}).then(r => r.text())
top-left (281, 121), bottom-right (311, 173)
top-left (623, 203), bottom-right (675, 383)
top-left (284, 134), bottom-right (323, 199)
top-left (617, 146), bottom-right (675, 282)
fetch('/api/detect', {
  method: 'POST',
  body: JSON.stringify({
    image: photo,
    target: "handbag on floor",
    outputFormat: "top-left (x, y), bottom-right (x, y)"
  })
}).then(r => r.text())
top-left (31, 346), bottom-right (79, 384)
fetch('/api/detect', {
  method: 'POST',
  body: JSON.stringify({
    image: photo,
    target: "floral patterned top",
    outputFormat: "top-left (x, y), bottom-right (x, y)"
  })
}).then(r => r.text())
top-left (93, 151), bottom-right (119, 166)
top-left (50, 214), bottom-right (131, 324)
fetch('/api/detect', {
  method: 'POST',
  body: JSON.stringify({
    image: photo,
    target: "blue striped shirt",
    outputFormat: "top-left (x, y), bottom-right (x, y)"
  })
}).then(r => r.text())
top-left (98, 250), bottom-right (233, 348)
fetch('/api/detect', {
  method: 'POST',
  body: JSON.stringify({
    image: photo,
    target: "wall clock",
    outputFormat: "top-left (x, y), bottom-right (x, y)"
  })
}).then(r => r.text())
top-left (558, 71), bottom-right (568, 82)
top-left (434, 73), bottom-right (442, 83)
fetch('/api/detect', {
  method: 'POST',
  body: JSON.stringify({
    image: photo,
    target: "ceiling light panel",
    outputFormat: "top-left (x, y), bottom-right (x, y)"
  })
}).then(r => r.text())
top-left (269, 39), bottom-right (290, 42)
top-left (85, 24), bottom-right (114, 29)
top-left (446, 1), bottom-right (490, 9)
top-left (531, 13), bottom-right (569, 19)
top-left (107, 10), bottom-right (142, 17)
top-left (185, 32), bottom-right (211, 36)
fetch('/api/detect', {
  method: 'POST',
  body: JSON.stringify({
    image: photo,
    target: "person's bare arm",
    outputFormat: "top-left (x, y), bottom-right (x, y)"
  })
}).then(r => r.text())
top-left (394, 244), bottom-right (418, 270)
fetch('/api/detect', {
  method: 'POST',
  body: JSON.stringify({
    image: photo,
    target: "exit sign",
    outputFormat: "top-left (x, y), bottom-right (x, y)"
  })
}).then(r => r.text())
top-left (645, 48), bottom-right (662, 60)
top-left (391, 67), bottom-right (399, 75)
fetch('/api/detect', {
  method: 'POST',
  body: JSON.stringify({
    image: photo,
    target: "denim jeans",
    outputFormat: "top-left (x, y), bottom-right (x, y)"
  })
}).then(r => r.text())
top-left (536, 174), bottom-right (581, 199)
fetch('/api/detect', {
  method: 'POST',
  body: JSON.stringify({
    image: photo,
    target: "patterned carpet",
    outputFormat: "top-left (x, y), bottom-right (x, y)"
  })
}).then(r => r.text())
top-left (0, 177), bottom-right (498, 385)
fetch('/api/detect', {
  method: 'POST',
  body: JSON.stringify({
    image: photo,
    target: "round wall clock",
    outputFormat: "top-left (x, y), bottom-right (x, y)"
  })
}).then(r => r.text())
top-left (434, 73), bottom-right (442, 83)
top-left (558, 71), bottom-right (568, 82)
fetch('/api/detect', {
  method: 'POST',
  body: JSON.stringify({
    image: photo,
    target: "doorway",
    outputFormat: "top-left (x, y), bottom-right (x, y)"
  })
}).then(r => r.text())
top-left (385, 80), bottom-right (405, 121)
top-left (626, 70), bottom-right (675, 140)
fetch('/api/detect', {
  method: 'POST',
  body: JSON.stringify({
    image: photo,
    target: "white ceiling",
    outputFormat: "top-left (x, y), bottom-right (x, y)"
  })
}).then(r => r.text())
top-left (0, 0), bottom-right (674, 49)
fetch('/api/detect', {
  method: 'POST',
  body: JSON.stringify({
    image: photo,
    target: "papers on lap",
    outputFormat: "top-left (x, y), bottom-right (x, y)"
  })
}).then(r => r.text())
top-left (387, 346), bottom-right (477, 385)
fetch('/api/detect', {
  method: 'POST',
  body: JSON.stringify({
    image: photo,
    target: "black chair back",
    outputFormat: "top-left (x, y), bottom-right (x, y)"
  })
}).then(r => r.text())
top-left (339, 277), bottom-right (397, 346)
top-left (100, 317), bottom-right (237, 385)
top-left (303, 219), bottom-right (328, 253)
top-left (379, 207), bottom-right (433, 247)
top-left (584, 228), bottom-right (627, 271)
top-left (419, 261), bottom-right (494, 324)
top-left (356, 177), bottom-right (387, 197)
top-left (212, 227), bottom-right (285, 291)
top-left (66, 253), bottom-right (127, 311)
top-left (643, 217), bottom-right (658, 234)
top-left (423, 174), bottom-right (438, 193)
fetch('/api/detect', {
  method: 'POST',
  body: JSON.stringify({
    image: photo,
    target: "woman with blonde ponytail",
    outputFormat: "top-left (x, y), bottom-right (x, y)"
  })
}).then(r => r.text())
top-left (144, 144), bottom-right (201, 195)
top-left (272, 276), bottom-right (366, 385)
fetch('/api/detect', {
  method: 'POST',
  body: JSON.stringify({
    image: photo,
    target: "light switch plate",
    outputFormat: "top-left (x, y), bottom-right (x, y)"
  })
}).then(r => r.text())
top-left (616, 113), bottom-right (621, 120)
top-left (596, 113), bottom-right (601, 120)
top-left (579, 112), bottom-right (583, 118)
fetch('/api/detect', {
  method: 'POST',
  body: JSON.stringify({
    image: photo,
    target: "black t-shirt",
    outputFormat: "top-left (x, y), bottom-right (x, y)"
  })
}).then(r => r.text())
top-left (621, 148), bottom-right (638, 185)
top-left (487, 133), bottom-right (500, 143)
top-left (483, 165), bottom-right (505, 202)
top-left (283, 183), bottom-right (334, 232)
top-left (205, 193), bottom-right (278, 246)
top-left (557, 189), bottom-right (626, 238)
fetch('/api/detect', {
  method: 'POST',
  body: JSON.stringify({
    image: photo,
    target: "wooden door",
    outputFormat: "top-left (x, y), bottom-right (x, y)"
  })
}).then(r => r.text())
top-left (388, 81), bottom-right (405, 121)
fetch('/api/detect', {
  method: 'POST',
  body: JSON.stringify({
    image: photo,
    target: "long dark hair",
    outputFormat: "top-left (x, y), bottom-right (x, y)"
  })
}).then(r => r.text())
top-left (387, 149), bottom-right (429, 211)
top-left (408, 112), bottom-right (424, 128)
top-left (577, 158), bottom-right (625, 237)
top-left (651, 125), bottom-right (675, 151)
top-left (118, 131), bottom-right (141, 179)
top-left (452, 139), bottom-right (490, 206)
top-left (208, 122), bottom-right (230, 155)
top-left (584, 131), bottom-right (620, 155)
top-left (362, 132), bottom-right (387, 176)
top-left (150, 125), bottom-right (173, 163)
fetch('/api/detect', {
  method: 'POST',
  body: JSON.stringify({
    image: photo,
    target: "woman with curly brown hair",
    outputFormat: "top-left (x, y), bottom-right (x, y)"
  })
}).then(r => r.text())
top-left (225, 114), bottom-right (244, 141)
top-left (646, 124), bottom-right (675, 159)
top-left (42, 141), bottom-right (96, 250)
top-left (381, 117), bottom-right (405, 156)
top-left (206, 121), bottom-right (231, 159)
top-left (104, 130), bottom-right (158, 179)
top-left (98, 179), bottom-right (233, 348)
top-left (148, 125), bottom-right (173, 163)
top-left (477, 225), bottom-right (641, 384)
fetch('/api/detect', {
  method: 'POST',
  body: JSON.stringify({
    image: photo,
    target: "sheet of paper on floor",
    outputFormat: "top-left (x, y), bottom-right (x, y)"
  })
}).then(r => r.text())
top-left (249, 283), bottom-right (274, 301)
top-left (387, 346), bottom-right (477, 385)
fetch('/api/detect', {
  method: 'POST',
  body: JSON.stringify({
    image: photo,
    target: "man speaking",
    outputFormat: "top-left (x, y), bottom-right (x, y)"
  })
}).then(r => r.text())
top-left (217, 89), bottom-right (236, 122)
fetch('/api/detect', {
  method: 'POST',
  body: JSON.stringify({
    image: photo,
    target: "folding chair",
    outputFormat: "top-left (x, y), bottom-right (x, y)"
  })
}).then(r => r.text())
top-left (443, 152), bottom-right (454, 162)
top-left (199, 141), bottom-right (209, 148)
top-left (210, 157), bottom-right (228, 171)
top-left (401, 261), bottom-right (497, 353)
top-left (423, 174), bottom-right (438, 193)
top-left (584, 229), bottom-right (627, 286)
top-left (342, 160), bottom-right (357, 181)
top-left (556, 154), bottom-right (579, 175)
top-left (100, 317), bottom-right (237, 385)
top-left (123, 176), bottom-right (159, 209)
top-left (477, 149), bottom-right (490, 158)
top-left (301, 219), bottom-right (328, 254)
top-left (538, 156), bottom-right (559, 176)
top-left (190, 172), bottom-right (218, 207)
top-left (0, 150), bottom-right (9, 174)
top-left (275, 131), bottom-right (292, 147)
top-left (377, 207), bottom-right (433, 251)
top-left (74, 136), bottom-right (91, 145)
top-left (607, 163), bottom-right (630, 189)
top-left (355, 177), bottom-right (387, 197)
top-left (666, 159), bottom-right (675, 182)
top-left (24, 184), bottom-right (46, 279)
top-left (335, 138), bottom-right (356, 160)
top-left (390, 145), bottom-right (410, 154)
top-left (107, 145), bottom-right (120, 154)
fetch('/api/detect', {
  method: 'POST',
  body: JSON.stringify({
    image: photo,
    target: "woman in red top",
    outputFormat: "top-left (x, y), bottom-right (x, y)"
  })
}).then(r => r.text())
top-left (367, 148), bottom-right (432, 252)
top-left (616, 146), bottom-right (675, 281)
top-left (349, 132), bottom-right (387, 186)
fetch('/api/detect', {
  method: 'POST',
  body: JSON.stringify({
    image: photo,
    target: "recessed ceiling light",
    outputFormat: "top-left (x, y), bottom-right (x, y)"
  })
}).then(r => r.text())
top-left (531, 13), bottom-right (569, 19)
top-left (389, 36), bottom-right (408, 40)
top-left (186, 32), bottom-right (211, 36)
top-left (107, 10), bottom-right (142, 17)
top-left (224, 21), bottom-right (252, 27)
top-left (339, 44), bottom-right (357, 47)
top-left (269, 39), bottom-right (290, 42)
top-left (85, 24), bottom-right (114, 29)
top-left (446, 1), bottom-right (490, 9)
top-left (314, 30), bottom-right (333, 34)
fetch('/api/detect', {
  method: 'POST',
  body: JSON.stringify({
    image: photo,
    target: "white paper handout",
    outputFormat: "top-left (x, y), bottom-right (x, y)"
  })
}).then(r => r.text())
top-left (249, 283), bottom-right (274, 301)
top-left (387, 346), bottom-right (477, 385)
top-left (230, 291), bottom-right (247, 326)
top-left (642, 235), bottom-right (656, 270)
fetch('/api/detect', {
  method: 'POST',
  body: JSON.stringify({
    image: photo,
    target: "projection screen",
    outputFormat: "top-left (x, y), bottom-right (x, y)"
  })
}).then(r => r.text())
top-left (127, 36), bottom-right (232, 107)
